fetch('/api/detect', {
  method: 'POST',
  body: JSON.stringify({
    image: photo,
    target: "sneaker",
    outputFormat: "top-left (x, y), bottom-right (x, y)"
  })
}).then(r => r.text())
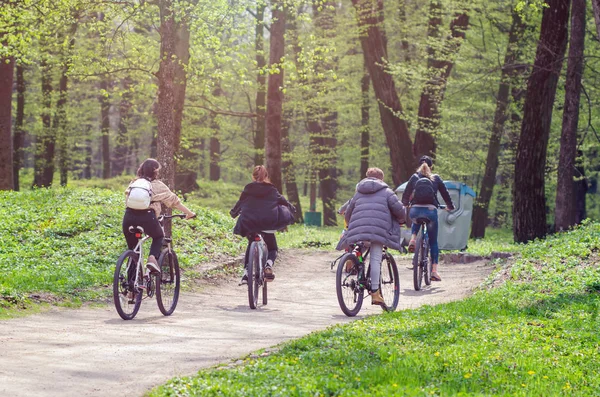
top-left (127, 291), bottom-right (136, 304)
top-left (371, 289), bottom-right (385, 306)
top-left (408, 239), bottom-right (416, 253)
top-left (240, 268), bottom-right (248, 285)
top-left (146, 256), bottom-right (160, 275)
top-left (264, 259), bottom-right (275, 281)
top-left (431, 271), bottom-right (442, 282)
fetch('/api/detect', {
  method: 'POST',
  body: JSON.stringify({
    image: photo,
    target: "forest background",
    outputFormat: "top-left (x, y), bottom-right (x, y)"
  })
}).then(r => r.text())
top-left (0, 0), bottom-right (598, 242)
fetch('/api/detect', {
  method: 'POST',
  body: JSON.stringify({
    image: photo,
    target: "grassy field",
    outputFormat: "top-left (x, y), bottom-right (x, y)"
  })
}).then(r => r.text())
top-left (149, 221), bottom-right (600, 396)
top-left (0, 177), bottom-right (522, 315)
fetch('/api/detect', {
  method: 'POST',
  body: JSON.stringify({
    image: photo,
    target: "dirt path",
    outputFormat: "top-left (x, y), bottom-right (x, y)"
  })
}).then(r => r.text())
top-left (0, 250), bottom-right (494, 397)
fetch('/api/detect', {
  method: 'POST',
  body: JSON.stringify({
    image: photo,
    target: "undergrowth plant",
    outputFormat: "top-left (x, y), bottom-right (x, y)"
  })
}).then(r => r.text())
top-left (150, 221), bottom-right (600, 396)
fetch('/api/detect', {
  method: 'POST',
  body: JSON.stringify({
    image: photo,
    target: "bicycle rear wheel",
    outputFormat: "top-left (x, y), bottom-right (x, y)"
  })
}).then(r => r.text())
top-left (424, 238), bottom-right (432, 286)
top-left (380, 253), bottom-right (400, 312)
top-left (156, 249), bottom-right (181, 316)
top-left (413, 233), bottom-right (425, 291)
top-left (336, 253), bottom-right (364, 317)
top-left (247, 242), bottom-right (261, 309)
top-left (113, 250), bottom-right (142, 320)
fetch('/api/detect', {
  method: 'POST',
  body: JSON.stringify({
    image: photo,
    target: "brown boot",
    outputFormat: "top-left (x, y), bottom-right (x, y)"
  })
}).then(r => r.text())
top-left (146, 255), bottom-right (160, 274)
top-left (371, 289), bottom-right (385, 306)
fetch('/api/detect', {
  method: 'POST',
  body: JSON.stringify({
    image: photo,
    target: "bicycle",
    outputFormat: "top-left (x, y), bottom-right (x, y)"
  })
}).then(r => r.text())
top-left (412, 205), bottom-right (445, 291)
top-left (246, 232), bottom-right (268, 309)
top-left (113, 214), bottom-right (187, 320)
top-left (333, 242), bottom-right (400, 317)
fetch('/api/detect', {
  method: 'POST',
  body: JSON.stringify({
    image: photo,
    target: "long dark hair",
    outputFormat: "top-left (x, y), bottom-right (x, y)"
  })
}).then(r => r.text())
top-left (136, 158), bottom-right (161, 181)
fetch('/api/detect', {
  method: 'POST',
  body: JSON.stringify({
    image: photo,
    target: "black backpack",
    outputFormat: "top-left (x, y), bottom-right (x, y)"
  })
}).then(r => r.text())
top-left (411, 174), bottom-right (436, 205)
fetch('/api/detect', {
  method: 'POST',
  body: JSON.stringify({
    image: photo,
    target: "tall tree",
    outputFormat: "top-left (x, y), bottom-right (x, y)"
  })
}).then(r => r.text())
top-left (12, 64), bottom-right (25, 191)
top-left (413, 2), bottom-right (469, 159)
top-left (555, 0), bottom-right (586, 231)
top-left (513, 0), bottom-right (570, 243)
top-left (33, 45), bottom-right (55, 188)
top-left (352, 0), bottom-right (414, 186)
top-left (254, 0), bottom-right (267, 166)
top-left (265, 0), bottom-right (286, 192)
top-left (156, 0), bottom-right (191, 190)
top-left (0, 40), bottom-right (14, 190)
top-left (113, 77), bottom-right (133, 177)
top-left (359, 65), bottom-right (370, 179)
top-left (99, 78), bottom-right (111, 179)
top-left (471, 8), bottom-right (525, 238)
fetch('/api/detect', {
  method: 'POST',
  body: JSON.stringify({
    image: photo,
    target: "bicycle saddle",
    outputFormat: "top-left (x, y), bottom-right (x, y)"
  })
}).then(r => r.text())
top-left (414, 217), bottom-right (430, 225)
top-left (128, 226), bottom-right (145, 235)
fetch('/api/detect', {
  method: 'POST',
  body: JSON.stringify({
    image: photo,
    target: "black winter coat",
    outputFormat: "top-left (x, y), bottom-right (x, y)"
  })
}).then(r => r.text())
top-left (230, 182), bottom-right (295, 237)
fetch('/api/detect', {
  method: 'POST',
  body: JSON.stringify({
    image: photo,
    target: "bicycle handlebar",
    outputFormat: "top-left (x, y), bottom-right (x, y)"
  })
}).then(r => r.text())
top-left (159, 213), bottom-right (196, 221)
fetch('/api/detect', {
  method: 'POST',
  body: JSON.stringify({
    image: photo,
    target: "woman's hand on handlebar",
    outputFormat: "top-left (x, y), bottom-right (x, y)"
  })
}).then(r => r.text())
top-left (185, 211), bottom-right (196, 220)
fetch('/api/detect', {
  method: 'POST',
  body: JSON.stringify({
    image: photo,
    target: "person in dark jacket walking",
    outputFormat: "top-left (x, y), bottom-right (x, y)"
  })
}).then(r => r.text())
top-left (401, 156), bottom-right (454, 282)
top-left (230, 165), bottom-right (296, 283)
top-left (337, 167), bottom-right (406, 305)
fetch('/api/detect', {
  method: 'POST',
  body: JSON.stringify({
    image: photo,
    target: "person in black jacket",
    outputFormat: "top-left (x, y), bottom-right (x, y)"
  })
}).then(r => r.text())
top-left (230, 165), bottom-right (296, 284)
top-left (401, 156), bottom-right (454, 282)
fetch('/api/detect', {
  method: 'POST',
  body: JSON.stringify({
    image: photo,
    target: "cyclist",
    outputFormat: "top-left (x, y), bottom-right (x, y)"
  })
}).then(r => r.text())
top-left (123, 158), bottom-right (195, 276)
top-left (230, 165), bottom-right (296, 284)
top-left (337, 167), bottom-right (406, 305)
top-left (401, 155), bottom-right (454, 282)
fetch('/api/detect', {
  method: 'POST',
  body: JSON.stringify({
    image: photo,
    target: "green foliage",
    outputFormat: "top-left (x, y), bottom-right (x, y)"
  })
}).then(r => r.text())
top-left (150, 221), bottom-right (600, 396)
top-left (0, 187), bottom-right (246, 310)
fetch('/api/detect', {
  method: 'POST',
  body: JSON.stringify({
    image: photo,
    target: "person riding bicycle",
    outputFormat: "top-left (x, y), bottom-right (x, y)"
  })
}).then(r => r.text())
top-left (401, 155), bottom-right (454, 282)
top-left (123, 159), bottom-right (195, 275)
top-left (336, 167), bottom-right (406, 305)
top-left (230, 165), bottom-right (296, 284)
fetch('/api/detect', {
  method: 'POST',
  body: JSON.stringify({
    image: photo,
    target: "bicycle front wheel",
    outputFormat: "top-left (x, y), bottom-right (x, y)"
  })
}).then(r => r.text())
top-left (247, 242), bottom-right (261, 309)
top-left (113, 250), bottom-right (142, 320)
top-left (336, 253), bottom-right (364, 317)
top-left (380, 253), bottom-right (400, 312)
top-left (156, 249), bottom-right (181, 316)
top-left (413, 233), bottom-right (425, 291)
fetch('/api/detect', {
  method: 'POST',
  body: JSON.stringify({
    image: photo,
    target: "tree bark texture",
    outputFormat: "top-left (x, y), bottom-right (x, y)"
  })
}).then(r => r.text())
top-left (513, 0), bottom-right (570, 243)
top-left (113, 77), bottom-right (133, 177)
top-left (156, 0), bottom-right (190, 191)
top-left (413, 4), bottom-right (469, 160)
top-left (471, 10), bottom-right (525, 238)
top-left (265, 0), bottom-right (285, 192)
top-left (591, 0), bottom-right (600, 40)
top-left (99, 78), bottom-right (111, 179)
top-left (0, 52), bottom-right (14, 190)
top-left (33, 55), bottom-right (55, 188)
top-left (254, 2), bottom-right (266, 166)
top-left (555, 0), bottom-right (585, 231)
top-left (352, 0), bottom-right (413, 186)
top-left (281, 106), bottom-right (303, 223)
top-left (360, 66), bottom-right (370, 180)
top-left (209, 116), bottom-right (220, 181)
top-left (13, 64), bottom-right (24, 191)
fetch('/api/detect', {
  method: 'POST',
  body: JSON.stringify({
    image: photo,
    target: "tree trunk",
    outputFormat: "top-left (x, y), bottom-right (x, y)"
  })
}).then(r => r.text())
top-left (265, 0), bottom-right (286, 192)
top-left (209, 117), bottom-right (220, 181)
top-left (574, 149), bottom-right (587, 223)
top-left (99, 78), bottom-right (111, 179)
top-left (0, 51), bottom-right (14, 190)
top-left (13, 64), bottom-right (24, 191)
top-left (56, 22), bottom-right (77, 187)
top-left (471, 9), bottom-right (525, 238)
top-left (591, 0), bottom-right (600, 40)
top-left (359, 65), bottom-right (370, 179)
top-left (352, 0), bottom-right (413, 186)
top-left (513, 0), bottom-right (570, 243)
top-left (113, 77), bottom-right (133, 176)
top-left (254, 2), bottom-right (266, 166)
top-left (413, 4), bottom-right (469, 160)
top-left (156, 0), bottom-right (190, 191)
top-left (33, 55), bottom-right (55, 188)
top-left (281, 106), bottom-right (303, 223)
top-left (555, 0), bottom-right (585, 231)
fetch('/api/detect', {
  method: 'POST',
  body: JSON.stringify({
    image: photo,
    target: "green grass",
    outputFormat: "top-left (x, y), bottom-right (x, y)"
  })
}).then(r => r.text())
top-left (149, 221), bottom-right (600, 396)
top-left (0, 187), bottom-right (246, 313)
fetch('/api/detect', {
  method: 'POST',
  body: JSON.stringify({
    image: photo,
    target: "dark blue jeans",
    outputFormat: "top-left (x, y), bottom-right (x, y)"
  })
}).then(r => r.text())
top-left (410, 207), bottom-right (439, 264)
